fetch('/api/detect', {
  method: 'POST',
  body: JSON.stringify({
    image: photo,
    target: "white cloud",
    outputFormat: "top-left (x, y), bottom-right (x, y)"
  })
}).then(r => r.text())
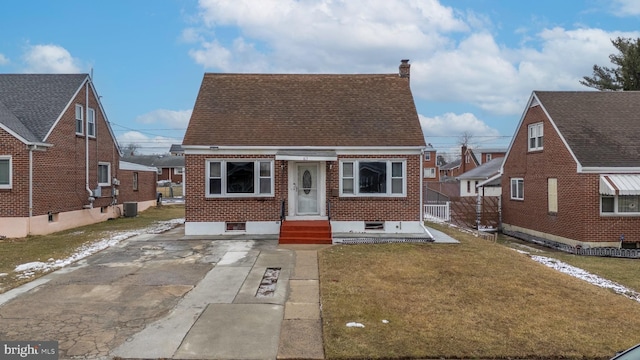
top-left (118, 131), bottom-right (179, 155)
top-left (22, 44), bottom-right (82, 73)
top-left (0, 54), bottom-right (9, 65)
top-left (189, 0), bottom-right (467, 73)
top-left (419, 112), bottom-right (500, 140)
top-left (412, 27), bottom-right (640, 116)
top-left (134, 109), bottom-right (192, 127)
top-left (611, 0), bottom-right (640, 16)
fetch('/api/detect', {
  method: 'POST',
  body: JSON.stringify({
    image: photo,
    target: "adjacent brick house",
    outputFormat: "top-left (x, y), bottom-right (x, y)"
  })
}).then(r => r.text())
top-left (457, 157), bottom-right (503, 197)
top-left (423, 145), bottom-right (439, 181)
top-left (501, 91), bottom-right (640, 249)
top-left (0, 74), bottom-right (156, 238)
top-left (122, 154), bottom-right (184, 183)
top-left (182, 61), bottom-right (429, 242)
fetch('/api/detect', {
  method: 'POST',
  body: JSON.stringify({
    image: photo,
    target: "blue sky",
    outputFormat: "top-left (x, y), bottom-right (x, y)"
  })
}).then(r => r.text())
top-left (1, 0), bottom-right (639, 158)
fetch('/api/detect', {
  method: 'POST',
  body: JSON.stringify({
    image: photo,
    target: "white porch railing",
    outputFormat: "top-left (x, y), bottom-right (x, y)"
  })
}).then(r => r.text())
top-left (424, 202), bottom-right (450, 222)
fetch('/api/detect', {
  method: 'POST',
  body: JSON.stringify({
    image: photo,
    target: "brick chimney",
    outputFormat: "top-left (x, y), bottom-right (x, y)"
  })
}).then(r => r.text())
top-left (399, 59), bottom-right (410, 79)
top-left (461, 145), bottom-right (467, 173)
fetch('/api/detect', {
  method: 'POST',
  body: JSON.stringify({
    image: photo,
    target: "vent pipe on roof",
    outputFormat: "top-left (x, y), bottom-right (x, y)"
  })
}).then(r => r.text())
top-left (399, 59), bottom-right (410, 79)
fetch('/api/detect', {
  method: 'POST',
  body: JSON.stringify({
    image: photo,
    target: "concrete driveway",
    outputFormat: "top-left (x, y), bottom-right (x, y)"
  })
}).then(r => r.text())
top-left (0, 225), bottom-right (324, 360)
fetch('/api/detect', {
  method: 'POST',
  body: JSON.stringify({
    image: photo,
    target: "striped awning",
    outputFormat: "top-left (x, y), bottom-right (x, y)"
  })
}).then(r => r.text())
top-left (600, 175), bottom-right (640, 196)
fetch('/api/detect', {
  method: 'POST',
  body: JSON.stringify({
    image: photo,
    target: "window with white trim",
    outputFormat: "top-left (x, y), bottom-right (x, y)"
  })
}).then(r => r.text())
top-left (133, 172), bottom-right (139, 191)
top-left (98, 162), bottom-right (111, 186)
top-left (340, 160), bottom-right (406, 196)
top-left (424, 167), bottom-right (436, 178)
top-left (510, 178), bottom-right (524, 200)
top-left (601, 195), bottom-right (640, 215)
top-left (87, 108), bottom-right (96, 137)
top-left (174, 167), bottom-right (184, 175)
top-left (206, 160), bottom-right (273, 197)
top-left (528, 122), bottom-right (543, 151)
top-left (0, 156), bottom-right (12, 189)
top-left (424, 152), bottom-right (431, 161)
top-left (486, 154), bottom-right (492, 161)
top-left (75, 104), bottom-right (84, 135)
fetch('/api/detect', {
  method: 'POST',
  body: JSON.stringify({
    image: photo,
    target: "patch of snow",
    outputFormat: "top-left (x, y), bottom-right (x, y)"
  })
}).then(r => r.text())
top-left (382, 319), bottom-right (389, 324)
top-left (519, 250), bottom-right (640, 303)
top-left (346, 322), bottom-right (365, 328)
top-left (13, 218), bottom-right (185, 278)
top-left (0, 273), bottom-right (8, 277)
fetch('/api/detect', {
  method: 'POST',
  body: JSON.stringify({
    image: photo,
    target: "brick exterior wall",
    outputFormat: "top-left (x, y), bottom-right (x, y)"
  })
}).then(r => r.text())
top-left (329, 154), bottom-right (422, 222)
top-left (159, 167), bottom-right (183, 183)
top-left (185, 153), bottom-right (422, 223)
top-left (0, 81), bottom-right (123, 218)
top-left (119, 169), bottom-right (158, 203)
top-left (501, 104), bottom-right (640, 245)
top-left (31, 83), bottom-right (120, 215)
top-left (185, 155), bottom-right (283, 223)
top-left (0, 128), bottom-right (29, 217)
top-left (422, 150), bottom-right (439, 181)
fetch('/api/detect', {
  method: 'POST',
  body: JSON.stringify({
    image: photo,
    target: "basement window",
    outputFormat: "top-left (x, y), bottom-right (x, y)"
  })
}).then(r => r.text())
top-left (48, 211), bottom-right (58, 223)
top-left (364, 221), bottom-right (384, 230)
top-left (226, 222), bottom-right (247, 231)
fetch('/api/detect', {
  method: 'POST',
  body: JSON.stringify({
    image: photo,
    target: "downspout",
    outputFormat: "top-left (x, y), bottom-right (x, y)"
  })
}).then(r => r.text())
top-left (28, 146), bottom-right (33, 234)
top-left (85, 77), bottom-right (94, 208)
top-left (419, 148), bottom-right (434, 238)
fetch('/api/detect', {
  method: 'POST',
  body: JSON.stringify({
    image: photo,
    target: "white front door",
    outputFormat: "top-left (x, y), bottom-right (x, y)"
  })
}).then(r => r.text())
top-left (296, 163), bottom-right (319, 215)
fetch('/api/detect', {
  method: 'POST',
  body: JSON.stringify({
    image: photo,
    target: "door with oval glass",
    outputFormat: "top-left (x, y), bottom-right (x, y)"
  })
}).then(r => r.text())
top-left (296, 163), bottom-right (319, 215)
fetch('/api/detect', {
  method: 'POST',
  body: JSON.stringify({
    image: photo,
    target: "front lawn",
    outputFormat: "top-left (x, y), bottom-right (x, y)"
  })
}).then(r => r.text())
top-left (319, 224), bottom-right (640, 359)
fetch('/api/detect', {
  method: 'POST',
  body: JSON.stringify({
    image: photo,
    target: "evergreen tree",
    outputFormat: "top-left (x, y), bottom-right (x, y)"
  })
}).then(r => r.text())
top-left (580, 37), bottom-right (640, 91)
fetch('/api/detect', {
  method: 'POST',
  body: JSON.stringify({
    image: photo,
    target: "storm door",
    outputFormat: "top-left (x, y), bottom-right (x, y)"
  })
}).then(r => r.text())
top-left (296, 163), bottom-right (319, 215)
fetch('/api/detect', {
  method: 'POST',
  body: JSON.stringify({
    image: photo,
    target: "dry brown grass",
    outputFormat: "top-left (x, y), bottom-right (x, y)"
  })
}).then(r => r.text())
top-left (319, 224), bottom-right (640, 360)
top-left (0, 204), bottom-right (184, 293)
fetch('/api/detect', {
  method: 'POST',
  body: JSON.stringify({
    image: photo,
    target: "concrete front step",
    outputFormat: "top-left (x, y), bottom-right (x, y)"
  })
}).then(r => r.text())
top-left (279, 220), bottom-right (332, 244)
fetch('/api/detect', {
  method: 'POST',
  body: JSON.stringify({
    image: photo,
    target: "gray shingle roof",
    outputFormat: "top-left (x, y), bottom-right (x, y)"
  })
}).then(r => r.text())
top-left (121, 155), bottom-right (185, 168)
top-left (457, 157), bottom-right (504, 180)
top-left (183, 73), bottom-right (425, 147)
top-left (535, 91), bottom-right (640, 168)
top-left (0, 74), bottom-right (88, 143)
top-left (439, 158), bottom-right (461, 171)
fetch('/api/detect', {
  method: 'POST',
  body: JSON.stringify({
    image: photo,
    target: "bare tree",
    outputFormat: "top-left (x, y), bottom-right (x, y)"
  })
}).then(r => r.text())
top-left (123, 143), bottom-right (140, 156)
top-left (457, 131), bottom-right (474, 147)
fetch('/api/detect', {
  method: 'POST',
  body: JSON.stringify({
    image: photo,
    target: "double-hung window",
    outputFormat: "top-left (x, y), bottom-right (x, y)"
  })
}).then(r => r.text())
top-left (528, 122), bottom-right (543, 151)
top-left (87, 108), bottom-right (96, 137)
top-left (602, 195), bottom-right (640, 215)
top-left (340, 160), bottom-right (405, 196)
top-left (75, 104), bottom-right (84, 135)
top-left (207, 160), bottom-right (273, 197)
top-left (0, 156), bottom-right (11, 189)
top-left (98, 162), bottom-right (111, 186)
top-left (510, 178), bottom-right (524, 200)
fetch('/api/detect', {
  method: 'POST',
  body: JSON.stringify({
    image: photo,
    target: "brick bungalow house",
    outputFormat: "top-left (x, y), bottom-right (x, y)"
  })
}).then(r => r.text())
top-left (182, 61), bottom-right (430, 243)
top-left (501, 91), bottom-right (640, 251)
top-left (0, 74), bottom-right (157, 238)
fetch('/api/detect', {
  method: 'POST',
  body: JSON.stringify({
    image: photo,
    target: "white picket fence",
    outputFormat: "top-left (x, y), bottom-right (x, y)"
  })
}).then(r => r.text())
top-left (424, 202), bottom-right (450, 222)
